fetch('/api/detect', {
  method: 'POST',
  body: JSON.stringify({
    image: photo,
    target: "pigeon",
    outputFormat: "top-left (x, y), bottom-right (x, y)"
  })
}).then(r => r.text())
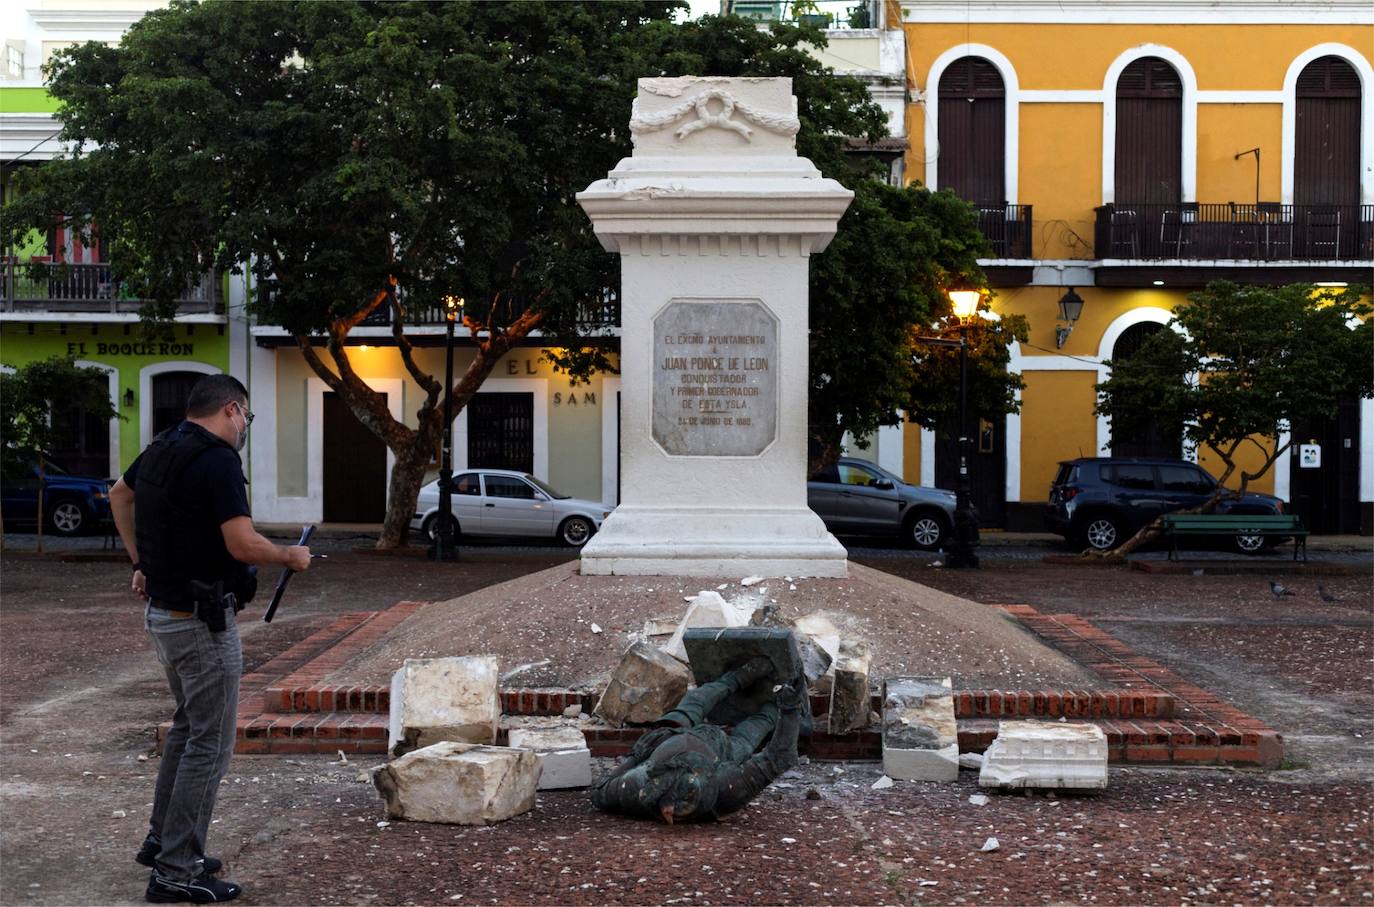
top-left (1269, 580), bottom-right (1295, 598)
top-left (1317, 585), bottom-right (1338, 603)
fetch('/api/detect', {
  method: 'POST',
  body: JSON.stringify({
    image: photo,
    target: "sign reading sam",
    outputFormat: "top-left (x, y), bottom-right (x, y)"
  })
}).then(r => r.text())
top-left (652, 299), bottom-right (778, 457)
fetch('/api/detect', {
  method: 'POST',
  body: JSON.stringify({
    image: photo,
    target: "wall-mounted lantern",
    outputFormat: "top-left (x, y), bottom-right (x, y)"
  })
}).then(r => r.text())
top-left (1055, 287), bottom-right (1084, 349)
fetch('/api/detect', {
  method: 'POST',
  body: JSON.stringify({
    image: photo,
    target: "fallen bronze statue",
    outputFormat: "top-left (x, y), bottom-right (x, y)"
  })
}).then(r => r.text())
top-left (590, 652), bottom-right (804, 824)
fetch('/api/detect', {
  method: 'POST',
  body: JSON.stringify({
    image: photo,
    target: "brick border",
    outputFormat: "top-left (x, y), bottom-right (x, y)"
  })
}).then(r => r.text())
top-left (996, 604), bottom-right (1283, 768)
top-left (160, 598), bottom-right (1281, 766)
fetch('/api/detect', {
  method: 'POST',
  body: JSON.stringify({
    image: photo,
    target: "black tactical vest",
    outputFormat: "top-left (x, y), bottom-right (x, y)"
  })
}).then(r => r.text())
top-left (134, 422), bottom-right (244, 604)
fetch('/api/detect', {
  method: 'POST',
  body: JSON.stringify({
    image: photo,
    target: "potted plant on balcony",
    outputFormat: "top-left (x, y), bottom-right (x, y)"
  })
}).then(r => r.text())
top-left (792, 0), bottom-right (833, 28)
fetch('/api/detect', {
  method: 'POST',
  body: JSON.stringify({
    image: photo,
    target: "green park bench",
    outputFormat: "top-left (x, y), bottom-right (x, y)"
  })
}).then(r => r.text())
top-left (1160, 513), bottom-right (1308, 562)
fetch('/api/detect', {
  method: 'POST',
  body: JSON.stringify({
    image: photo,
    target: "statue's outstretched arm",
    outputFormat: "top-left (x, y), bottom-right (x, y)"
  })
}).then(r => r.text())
top-left (710, 683), bottom-right (803, 816)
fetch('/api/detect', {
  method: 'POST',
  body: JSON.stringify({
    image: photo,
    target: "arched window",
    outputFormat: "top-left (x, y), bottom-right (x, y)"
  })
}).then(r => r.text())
top-left (1114, 57), bottom-right (1183, 205)
top-left (1109, 322), bottom-right (1181, 458)
top-left (1294, 56), bottom-right (1361, 207)
top-left (937, 57), bottom-right (1006, 205)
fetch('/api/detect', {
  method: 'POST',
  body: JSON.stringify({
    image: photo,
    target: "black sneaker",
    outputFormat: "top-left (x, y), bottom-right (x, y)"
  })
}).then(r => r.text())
top-left (145, 871), bottom-right (242, 904)
top-left (136, 838), bottom-right (222, 874)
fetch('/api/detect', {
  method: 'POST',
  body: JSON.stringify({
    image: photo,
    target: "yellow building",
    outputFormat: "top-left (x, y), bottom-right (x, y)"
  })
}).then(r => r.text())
top-left (890, 0), bottom-right (1372, 533)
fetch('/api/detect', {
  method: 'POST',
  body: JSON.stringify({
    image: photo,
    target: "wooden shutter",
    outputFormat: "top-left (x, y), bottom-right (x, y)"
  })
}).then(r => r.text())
top-left (938, 57), bottom-right (1006, 205)
top-left (1294, 56), bottom-right (1361, 207)
top-left (1114, 58), bottom-right (1183, 205)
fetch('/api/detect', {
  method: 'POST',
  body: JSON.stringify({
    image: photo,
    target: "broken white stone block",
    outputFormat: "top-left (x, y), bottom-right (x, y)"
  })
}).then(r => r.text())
top-left (507, 727), bottom-right (592, 790)
top-left (641, 616), bottom-right (679, 647)
top-left (372, 741), bottom-right (539, 825)
top-left (958, 752), bottom-right (984, 770)
top-left (829, 642), bottom-right (873, 734)
top-left (871, 775), bottom-right (894, 790)
top-left (593, 641), bottom-right (691, 726)
top-left (661, 591), bottom-right (755, 663)
top-left (388, 656), bottom-right (500, 757)
top-left (882, 677), bottom-right (959, 783)
top-left (791, 614), bottom-right (841, 674)
top-left (978, 720), bottom-right (1108, 791)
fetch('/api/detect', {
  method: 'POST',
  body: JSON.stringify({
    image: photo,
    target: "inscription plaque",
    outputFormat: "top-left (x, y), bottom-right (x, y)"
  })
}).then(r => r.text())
top-left (652, 299), bottom-right (778, 457)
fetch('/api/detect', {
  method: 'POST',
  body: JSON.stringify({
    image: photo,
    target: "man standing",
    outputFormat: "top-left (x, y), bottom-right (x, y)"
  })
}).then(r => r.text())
top-left (110, 374), bottom-right (310, 904)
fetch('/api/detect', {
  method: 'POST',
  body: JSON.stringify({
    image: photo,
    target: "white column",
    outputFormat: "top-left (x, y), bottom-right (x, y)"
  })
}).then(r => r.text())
top-left (576, 77), bottom-right (853, 577)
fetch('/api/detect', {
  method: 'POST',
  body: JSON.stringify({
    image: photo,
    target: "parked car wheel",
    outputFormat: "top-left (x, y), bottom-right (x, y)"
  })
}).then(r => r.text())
top-left (903, 509), bottom-right (949, 550)
top-left (421, 512), bottom-right (460, 543)
top-left (1233, 532), bottom-right (1272, 555)
top-left (1078, 513), bottom-right (1123, 552)
top-left (46, 499), bottom-right (87, 536)
top-left (558, 516), bottom-right (595, 547)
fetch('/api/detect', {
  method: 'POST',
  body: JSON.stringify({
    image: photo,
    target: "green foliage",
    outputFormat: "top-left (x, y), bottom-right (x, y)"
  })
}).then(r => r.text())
top-left (809, 181), bottom-right (1023, 458)
top-left (1096, 281), bottom-right (1373, 486)
top-left (0, 357), bottom-right (120, 479)
top-left (3, 0), bottom-right (1019, 482)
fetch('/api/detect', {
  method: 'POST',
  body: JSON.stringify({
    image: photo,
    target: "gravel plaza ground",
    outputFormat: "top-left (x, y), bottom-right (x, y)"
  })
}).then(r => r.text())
top-left (0, 530), bottom-right (1370, 906)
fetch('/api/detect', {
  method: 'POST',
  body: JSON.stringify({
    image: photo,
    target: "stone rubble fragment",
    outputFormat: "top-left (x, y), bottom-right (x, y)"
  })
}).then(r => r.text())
top-left (507, 726), bottom-right (592, 790)
top-left (882, 677), bottom-right (959, 782)
top-left (561, 704), bottom-right (584, 718)
top-left (388, 656), bottom-right (501, 757)
top-left (978, 720), bottom-right (1108, 791)
top-left (871, 775), bottom-right (894, 790)
top-left (593, 640), bottom-right (691, 727)
top-left (958, 752), bottom-right (984, 770)
top-left (372, 741), bottom-right (539, 825)
top-left (968, 793), bottom-right (989, 806)
top-left (740, 575), bottom-right (765, 586)
top-left (981, 837), bottom-right (1000, 852)
top-left (829, 641), bottom-right (873, 734)
top-left (661, 591), bottom-right (755, 663)
top-left (640, 616), bottom-right (679, 648)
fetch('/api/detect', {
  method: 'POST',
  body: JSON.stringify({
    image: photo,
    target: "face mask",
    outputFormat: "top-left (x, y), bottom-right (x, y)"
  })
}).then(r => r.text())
top-left (232, 403), bottom-right (250, 452)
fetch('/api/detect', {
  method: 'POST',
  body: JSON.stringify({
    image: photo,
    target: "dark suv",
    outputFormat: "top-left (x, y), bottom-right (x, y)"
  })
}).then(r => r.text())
top-left (1047, 457), bottom-right (1286, 553)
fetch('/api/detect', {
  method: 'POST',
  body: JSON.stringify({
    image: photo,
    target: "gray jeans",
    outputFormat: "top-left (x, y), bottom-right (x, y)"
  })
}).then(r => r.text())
top-left (144, 603), bottom-right (242, 881)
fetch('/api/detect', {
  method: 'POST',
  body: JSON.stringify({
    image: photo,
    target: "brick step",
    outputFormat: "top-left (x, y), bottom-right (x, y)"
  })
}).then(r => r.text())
top-left (261, 683), bottom-right (1175, 719)
top-left (262, 600), bottom-right (430, 713)
top-left (211, 713), bottom-right (1277, 766)
top-left (237, 612), bottom-right (378, 714)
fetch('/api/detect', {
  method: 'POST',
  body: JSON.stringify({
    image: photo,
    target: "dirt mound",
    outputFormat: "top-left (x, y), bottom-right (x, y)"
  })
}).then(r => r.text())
top-left (332, 562), bottom-right (1098, 690)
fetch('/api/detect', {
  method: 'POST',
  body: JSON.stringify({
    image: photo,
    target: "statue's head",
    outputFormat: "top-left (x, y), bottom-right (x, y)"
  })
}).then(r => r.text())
top-left (643, 750), bottom-right (720, 823)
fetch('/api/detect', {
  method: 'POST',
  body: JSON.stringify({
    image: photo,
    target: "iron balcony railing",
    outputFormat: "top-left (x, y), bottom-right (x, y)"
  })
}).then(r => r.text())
top-left (361, 288), bottom-right (621, 330)
top-left (1094, 203), bottom-right (1374, 261)
top-left (1, 258), bottom-right (223, 315)
top-left (976, 204), bottom-right (1033, 259)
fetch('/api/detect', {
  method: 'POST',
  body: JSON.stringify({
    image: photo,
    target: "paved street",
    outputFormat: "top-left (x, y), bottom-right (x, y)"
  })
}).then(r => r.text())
top-left (0, 535), bottom-right (1370, 905)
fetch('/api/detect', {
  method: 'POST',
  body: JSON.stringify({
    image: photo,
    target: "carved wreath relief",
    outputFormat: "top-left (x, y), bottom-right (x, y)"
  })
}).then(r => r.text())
top-left (630, 88), bottom-right (801, 143)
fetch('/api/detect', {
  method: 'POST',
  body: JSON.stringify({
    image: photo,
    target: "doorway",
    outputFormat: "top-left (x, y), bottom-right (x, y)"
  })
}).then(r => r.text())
top-left (934, 411), bottom-right (1007, 527)
top-left (1288, 395), bottom-right (1361, 533)
top-left (323, 392), bottom-right (388, 523)
top-left (467, 392), bottom-right (534, 473)
top-left (151, 371), bottom-right (204, 437)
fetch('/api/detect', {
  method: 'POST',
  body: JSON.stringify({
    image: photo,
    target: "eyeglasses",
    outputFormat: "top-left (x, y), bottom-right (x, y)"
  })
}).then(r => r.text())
top-left (235, 403), bottom-right (255, 426)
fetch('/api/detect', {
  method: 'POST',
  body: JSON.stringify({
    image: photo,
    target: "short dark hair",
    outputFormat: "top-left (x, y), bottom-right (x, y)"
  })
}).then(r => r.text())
top-left (185, 374), bottom-right (248, 418)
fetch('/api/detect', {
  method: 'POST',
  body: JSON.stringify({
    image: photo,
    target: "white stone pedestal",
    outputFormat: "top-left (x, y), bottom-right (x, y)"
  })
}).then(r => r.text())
top-left (576, 77), bottom-right (852, 577)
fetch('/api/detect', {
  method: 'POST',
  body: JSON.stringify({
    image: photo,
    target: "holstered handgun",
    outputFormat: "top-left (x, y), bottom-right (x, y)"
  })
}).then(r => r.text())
top-left (186, 579), bottom-right (240, 633)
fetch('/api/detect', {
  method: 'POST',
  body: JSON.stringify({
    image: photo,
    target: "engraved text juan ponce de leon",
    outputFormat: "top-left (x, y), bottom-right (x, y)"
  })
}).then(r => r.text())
top-left (652, 301), bottom-right (778, 457)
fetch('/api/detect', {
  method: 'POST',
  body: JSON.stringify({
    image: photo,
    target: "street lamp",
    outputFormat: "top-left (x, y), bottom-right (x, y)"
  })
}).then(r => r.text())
top-left (430, 294), bottom-right (463, 562)
top-left (946, 285), bottom-right (982, 569)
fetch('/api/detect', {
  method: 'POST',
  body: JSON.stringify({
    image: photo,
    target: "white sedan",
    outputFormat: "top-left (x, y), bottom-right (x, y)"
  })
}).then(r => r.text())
top-left (410, 469), bottom-right (609, 547)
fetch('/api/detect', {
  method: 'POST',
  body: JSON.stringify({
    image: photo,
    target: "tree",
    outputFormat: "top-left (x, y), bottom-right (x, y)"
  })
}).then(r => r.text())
top-left (1094, 280), bottom-right (1372, 555)
top-left (5, 1), bottom-right (1015, 545)
top-left (0, 357), bottom-right (120, 550)
top-left (808, 181), bottom-right (1028, 470)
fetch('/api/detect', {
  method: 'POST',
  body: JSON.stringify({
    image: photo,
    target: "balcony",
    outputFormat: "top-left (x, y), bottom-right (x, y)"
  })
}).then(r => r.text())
top-left (1, 258), bottom-right (223, 316)
top-left (360, 289), bottom-right (621, 331)
top-left (1092, 203), bottom-right (1373, 287)
top-left (976, 204), bottom-right (1033, 259)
